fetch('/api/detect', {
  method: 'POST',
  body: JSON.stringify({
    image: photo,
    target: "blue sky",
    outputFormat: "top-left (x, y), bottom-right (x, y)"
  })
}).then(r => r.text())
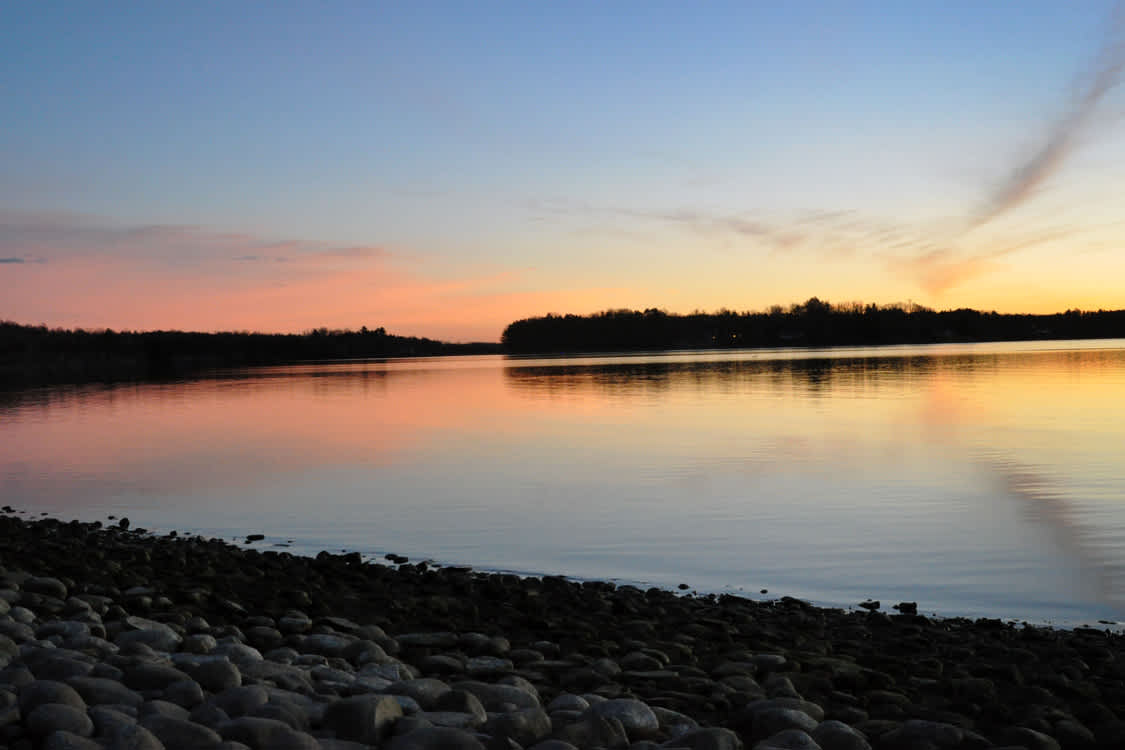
top-left (2, 1), bottom-right (1123, 340)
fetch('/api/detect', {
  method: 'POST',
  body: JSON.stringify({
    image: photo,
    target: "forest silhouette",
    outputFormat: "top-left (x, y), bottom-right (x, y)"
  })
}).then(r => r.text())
top-left (3, 299), bottom-right (1124, 384)
top-left (501, 299), bottom-right (1125, 353)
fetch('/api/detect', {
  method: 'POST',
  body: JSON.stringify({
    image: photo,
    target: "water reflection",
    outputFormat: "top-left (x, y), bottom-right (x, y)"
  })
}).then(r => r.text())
top-left (2, 341), bottom-right (1124, 624)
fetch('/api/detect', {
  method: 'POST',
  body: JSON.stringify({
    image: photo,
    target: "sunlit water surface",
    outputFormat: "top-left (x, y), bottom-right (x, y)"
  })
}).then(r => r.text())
top-left (4, 340), bottom-right (1125, 626)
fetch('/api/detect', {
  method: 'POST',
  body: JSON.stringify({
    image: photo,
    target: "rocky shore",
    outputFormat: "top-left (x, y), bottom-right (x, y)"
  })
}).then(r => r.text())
top-left (1, 513), bottom-right (1123, 750)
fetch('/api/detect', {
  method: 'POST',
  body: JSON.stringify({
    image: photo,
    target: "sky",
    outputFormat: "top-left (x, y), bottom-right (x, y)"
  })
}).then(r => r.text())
top-left (2, 1), bottom-right (1124, 342)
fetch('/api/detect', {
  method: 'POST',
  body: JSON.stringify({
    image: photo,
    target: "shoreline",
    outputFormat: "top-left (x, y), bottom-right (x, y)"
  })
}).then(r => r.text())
top-left (2, 512), bottom-right (1124, 749)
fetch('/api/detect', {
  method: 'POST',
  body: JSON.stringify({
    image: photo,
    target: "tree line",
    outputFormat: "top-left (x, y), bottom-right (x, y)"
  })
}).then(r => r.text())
top-left (501, 298), bottom-right (1125, 353)
top-left (0, 322), bottom-right (501, 384)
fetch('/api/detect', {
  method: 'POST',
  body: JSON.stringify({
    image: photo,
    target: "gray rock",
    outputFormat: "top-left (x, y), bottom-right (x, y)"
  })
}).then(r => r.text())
top-left (20, 679), bottom-right (87, 714)
top-left (662, 727), bottom-right (744, 750)
top-left (417, 710), bottom-right (484, 729)
top-left (395, 632), bottom-right (459, 649)
top-left (652, 706), bottom-right (699, 737)
top-left (140, 699), bottom-right (191, 720)
top-left (552, 714), bottom-right (629, 749)
top-left (453, 680), bottom-right (539, 711)
top-left (299, 632), bottom-right (356, 658)
top-left (218, 716), bottom-right (321, 749)
top-left (753, 707), bottom-right (819, 741)
top-left (186, 660), bottom-right (242, 692)
top-left (741, 698), bottom-right (825, 723)
top-left (387, 678), bottom-right (452, 710)
top-left (140, 714), bottom-right (224, 750)
top-left (210, 642), bottom-right (262, 665)
top-left (547, 693), bottom-right (590, 712)
top-left (123, 663), bottom-right (194, 692)
top-left (586, 698), bottom-right (660, 739)
top-left (810, 720), bottom-right (871, 750)
top-left (879, 719), bottom-right (962, 749)
top-left (189, 703), bottom-right (230, 729)
top-left (43, 730), bottom-right (106, 750)
top-left (486, 706), bottom-right (552, 746)
top-left (102, 721), bottom-right (167, 750)
top-left (433, 689), bottom-right (487, 723)
top-left (116, 628), bottom-right (181, 653)
top-left (321, 694), bottom-right (403, 744)
top-left (89, 705), bottom-right (140, 735)
top-left (528, 742), bottom-right (580, 750)
top-left (162, 678), bottom-right (204, 708)
top-left (998, 727), bottom-right (1061, 750)
top-left (66, 676), bottom-right (143, 709)
top-left (25, 576), bottom-right (69, 599)
top-left (26, 702), bottom-right (95, 737)
top-left (753, 729), bottom-right (822, 750)
top-left (182, 634), bottom-right (218, 654)
top-left (385, 726), bottom-right (487, 750)
top-left (466, 656), bottom-right (514, 676)
top-left (210, 685), bottom-right (269, 717)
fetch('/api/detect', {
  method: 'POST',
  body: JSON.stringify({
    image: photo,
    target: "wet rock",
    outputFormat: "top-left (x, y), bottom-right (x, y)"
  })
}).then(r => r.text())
top-left (586, 697), bottom-right (661, 738)
top-left (388, 678), bottom-right (452, 710)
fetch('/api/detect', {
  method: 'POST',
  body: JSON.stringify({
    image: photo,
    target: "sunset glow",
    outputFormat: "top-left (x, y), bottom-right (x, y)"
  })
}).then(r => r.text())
top-left (3, 2), bottom-right (1124, 341)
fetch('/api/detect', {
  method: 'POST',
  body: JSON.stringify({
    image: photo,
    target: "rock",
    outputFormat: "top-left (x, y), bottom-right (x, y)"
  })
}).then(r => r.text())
top-left (997, 726), bottom-right (1061, 750)
top-left (101, 721), bottom-right (167, 750)
top-left (586, 698), bottom-right (660, 738)
top-left (486, 706), bottom-right (553, 746)
top-left (189, 660), bottom-right (242, 693)
top-left (140, 715), bottom-right (224, 750)
top-left (24, 576), bottom-right (69, 600)
top-left (123, 663), bottom-right (193, 692)
top-left (454, 680), bottom-right (540, 711)
top-left (752, 707), bottom-right (819, 740)
top-left (321, 694), bottom-right (403, 744)
top-left (547, 693), bottom-right (590, 712)
top-left (42, 730), bottom-right (106, 750)
top-left (396, 632), bottom-right (459, 649)
top-left (752, 729), bottom-right (822, 750)
top-left (218, 716), bottom-right (321, 749)
top-left (810, 720), bottom-right (871, 750)
top-left (433, 689), bottom-right (487, 724)
top-left (140, 699), bottom-right (191, 721)
top-left (552, 713), bottom-right (630, 749)
top-left (66, 676), bottom-right (144, 708)
top-left (662, 727), bottom-right (744, 750)
top-left (387, 678), bottom-right (452, 710)
top-left (385, 726), bottom-right (487, 750)
top-left (879, 719), bottom-right (961, 749)
top-left (19, 679), bottom-right (87, 714)
top-left (25, 702), bottom-right (95, 738)
top-left (160, 679), bottom-right (204, 708)
top-left (209, 685), bottom-right (269, 717)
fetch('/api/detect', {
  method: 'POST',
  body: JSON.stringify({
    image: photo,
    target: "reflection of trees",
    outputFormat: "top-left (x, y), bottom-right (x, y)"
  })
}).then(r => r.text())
top-left (505, 355), bottom-right (945, 401)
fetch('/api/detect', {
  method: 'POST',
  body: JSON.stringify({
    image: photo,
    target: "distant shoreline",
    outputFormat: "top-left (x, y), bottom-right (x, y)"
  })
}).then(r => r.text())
top-left (4, 301), bottom-right (1125, 386)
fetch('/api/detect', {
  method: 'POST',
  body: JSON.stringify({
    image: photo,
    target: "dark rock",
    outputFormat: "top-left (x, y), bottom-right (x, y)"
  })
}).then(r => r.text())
top-left (19, 680), bottom-right (87, 714)
top-left (486, 706), bottom-right (552, 746)
top-left (25, 703), bottom-right (94, 738)
top-left (42, 730), bottom-right (105, 750)
top-left (321, 694), bottom-right (403, 744)
top-left (662, 727), bottom-right (744, 749)
top-left (385, 726), bottom-right (487, 750)
top-left (810, 720), bottom-right (870, 750)
top-left (218, 716), bottom-right (321, 749)
top-left (752, 728), bottom-right (821, 750)
top-left (140, 715), bottom-right (224, 750)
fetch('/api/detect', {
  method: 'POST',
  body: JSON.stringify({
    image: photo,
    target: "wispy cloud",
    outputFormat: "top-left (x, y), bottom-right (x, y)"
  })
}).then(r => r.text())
top-left (0, 211), bottom-right (390, 267)
top-left (969, 5), bottom-right (1125, 230)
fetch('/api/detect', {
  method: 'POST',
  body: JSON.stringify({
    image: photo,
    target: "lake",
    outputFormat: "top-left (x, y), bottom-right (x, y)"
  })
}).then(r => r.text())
top-left (3, 340), bottom-right (1125, 627)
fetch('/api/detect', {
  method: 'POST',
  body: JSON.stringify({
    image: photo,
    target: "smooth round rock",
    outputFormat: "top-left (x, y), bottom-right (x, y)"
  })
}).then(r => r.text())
top-left (26, 702), bottom-right (95, 738)
top-left (322, 694), bottom-right (404, 744)
top-left (586, 698), bottom-right (660, 738)
top-left (385, 726), bottom-right (487, 750)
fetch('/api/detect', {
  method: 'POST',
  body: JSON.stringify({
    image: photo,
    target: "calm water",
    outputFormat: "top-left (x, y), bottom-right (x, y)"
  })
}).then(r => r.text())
top-left (3, 340), bottom-right (1125, 626)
